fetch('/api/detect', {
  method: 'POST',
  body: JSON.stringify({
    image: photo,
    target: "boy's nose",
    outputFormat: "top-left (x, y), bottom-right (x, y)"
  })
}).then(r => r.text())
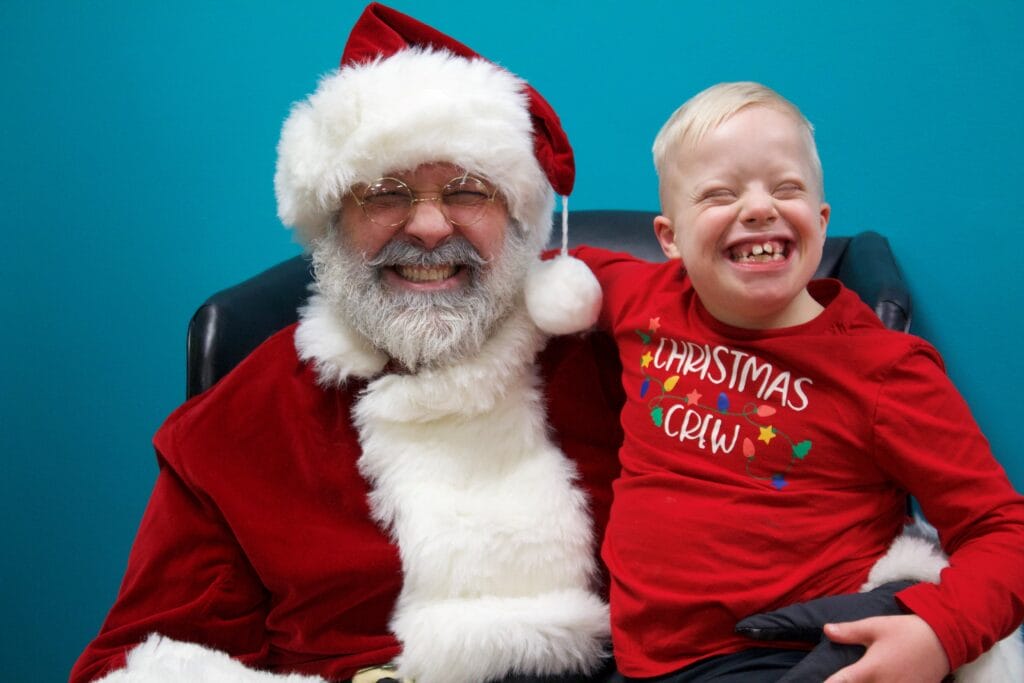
top-left (401, 197), bottom-right (455, 249)
top-left (740, 191), bottom-right (778, 227)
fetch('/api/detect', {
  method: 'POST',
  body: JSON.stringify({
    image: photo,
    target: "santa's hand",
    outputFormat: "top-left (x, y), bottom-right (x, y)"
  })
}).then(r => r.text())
top-left (735, 580), bottom-right (914, 682)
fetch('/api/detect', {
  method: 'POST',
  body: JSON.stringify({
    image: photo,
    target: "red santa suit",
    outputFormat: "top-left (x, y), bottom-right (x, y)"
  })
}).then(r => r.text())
top-left (71, 296), bottom-right (624, 683)
top-left (73, 3), bottom-right (620, 680)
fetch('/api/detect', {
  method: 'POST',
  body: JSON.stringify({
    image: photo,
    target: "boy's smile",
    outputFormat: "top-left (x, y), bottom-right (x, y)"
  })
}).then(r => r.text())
top-left (654, 105), bottom-right (830, 329)
top-left (727, 238), bottom-right (788, 263)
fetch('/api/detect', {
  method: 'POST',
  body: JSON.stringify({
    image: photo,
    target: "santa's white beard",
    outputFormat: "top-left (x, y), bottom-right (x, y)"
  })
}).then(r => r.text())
top-left (312, 223), bottom-right (533, 371)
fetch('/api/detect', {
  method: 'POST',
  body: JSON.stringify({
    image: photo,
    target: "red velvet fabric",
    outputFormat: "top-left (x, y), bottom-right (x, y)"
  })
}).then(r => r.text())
top-left (70, 327), bottom-right (623, 682)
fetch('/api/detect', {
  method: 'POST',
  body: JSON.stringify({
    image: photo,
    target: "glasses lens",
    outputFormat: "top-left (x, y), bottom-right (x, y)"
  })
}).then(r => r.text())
top-left (442, 176), bottom-right (492, 226)
top-left (360, 178), bottom-right (413, 226)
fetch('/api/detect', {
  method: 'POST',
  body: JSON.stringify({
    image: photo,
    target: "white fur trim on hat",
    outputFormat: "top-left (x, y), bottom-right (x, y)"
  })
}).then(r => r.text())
top-left (526, 254), bottom-right (602, 335)
top-left (275, 48), bottom-right (553, 252)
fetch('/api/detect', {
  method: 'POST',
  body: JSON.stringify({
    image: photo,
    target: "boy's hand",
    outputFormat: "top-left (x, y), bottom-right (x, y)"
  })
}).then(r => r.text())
top-left (821, 614), bottom-right (950, 683)
top-left (736, 580), bottom-right (947, 681)
top-left (736, 580), bottom-right (914, 641)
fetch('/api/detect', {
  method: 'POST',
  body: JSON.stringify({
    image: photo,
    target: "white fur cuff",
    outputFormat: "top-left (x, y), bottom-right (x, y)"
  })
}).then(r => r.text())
top-left (393, 589), bottom-right (610, 683)
top-left (96, 634), bottom-right (326, 682)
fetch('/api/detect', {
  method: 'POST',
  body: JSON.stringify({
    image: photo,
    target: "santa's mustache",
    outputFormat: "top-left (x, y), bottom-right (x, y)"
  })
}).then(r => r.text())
top-left (364, 237), bottom-right (489, 271)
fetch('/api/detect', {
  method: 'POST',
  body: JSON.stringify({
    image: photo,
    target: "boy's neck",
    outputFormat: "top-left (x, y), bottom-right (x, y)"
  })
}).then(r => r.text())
top-left (704, 287), bottom-right (825, 330)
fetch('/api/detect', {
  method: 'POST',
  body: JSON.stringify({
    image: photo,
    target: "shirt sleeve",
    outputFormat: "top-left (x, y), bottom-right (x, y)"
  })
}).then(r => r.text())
top-left (571, 245), bottom-right (649, 332)
top-left (871, 344), bottom-right (1024, 669)
top-left (69, 449), bottom-right (270, 682)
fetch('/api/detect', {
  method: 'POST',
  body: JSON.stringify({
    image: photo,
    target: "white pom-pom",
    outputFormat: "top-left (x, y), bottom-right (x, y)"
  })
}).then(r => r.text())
top-left (525, 255), bottom-right (602, 335)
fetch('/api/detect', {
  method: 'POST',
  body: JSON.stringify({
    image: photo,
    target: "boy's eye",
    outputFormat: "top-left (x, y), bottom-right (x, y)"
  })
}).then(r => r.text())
top-left (700, 188), bottom-right (735, 202)
top-left (773, 183), bottom-right (804, 197)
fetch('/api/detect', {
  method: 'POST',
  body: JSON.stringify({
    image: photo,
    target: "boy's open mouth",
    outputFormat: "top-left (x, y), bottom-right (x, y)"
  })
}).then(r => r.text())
top-left (727, 239), bottom-right (790, 263)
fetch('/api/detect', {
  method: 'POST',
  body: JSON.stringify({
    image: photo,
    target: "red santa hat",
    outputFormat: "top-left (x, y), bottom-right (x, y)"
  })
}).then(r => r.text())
top-left (275, 2), bottom-right (600, 335)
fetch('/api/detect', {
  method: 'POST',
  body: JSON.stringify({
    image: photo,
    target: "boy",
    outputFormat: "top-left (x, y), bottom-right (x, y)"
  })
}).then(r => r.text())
top-left (574, 82), bottom-right (1024, 681)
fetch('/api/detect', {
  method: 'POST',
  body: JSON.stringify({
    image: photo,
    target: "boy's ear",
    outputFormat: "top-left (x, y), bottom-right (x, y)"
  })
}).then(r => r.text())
top-left (654, 215), bottom-right (681, 259)
top-left (819, 202), bottom-right (831, 234)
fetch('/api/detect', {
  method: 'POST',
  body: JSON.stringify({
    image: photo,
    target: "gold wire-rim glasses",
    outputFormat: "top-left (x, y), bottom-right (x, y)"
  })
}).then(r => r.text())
top-left (350, 174), bottom-right (500, 228)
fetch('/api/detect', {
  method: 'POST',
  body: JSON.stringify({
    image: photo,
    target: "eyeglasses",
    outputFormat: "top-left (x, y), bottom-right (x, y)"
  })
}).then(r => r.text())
top-left (351, 174), bottom-right (499, 228)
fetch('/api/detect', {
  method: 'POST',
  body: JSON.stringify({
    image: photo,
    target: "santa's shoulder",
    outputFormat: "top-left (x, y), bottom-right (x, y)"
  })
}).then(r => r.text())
top-left (154, 324), bottom-right (358, 477)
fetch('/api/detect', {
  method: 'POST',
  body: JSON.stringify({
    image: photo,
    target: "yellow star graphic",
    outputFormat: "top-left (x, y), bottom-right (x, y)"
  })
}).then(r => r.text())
top-left (758, 425), bottom-right (776, 445)
top-left (640, 351), bottom-right (653, 368)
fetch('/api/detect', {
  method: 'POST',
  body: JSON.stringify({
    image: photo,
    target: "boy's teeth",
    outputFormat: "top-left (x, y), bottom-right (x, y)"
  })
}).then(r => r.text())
top-left (730, 240), bottom-right (787, 262)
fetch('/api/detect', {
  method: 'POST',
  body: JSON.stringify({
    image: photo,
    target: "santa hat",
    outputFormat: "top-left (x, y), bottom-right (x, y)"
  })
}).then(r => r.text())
top-left (274, 2), bottom-right (600, 335)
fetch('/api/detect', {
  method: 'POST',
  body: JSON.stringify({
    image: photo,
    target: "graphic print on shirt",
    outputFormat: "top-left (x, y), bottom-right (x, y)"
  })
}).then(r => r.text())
top-left (637, 317), bottom-right (814, 490)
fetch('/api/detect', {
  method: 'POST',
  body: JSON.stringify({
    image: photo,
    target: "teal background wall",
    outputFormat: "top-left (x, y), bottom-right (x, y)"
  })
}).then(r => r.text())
top-left (3, 1), bottom-right (1021, 679)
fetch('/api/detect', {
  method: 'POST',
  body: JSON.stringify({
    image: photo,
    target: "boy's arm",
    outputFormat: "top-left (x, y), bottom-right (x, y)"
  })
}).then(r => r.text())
top-left (567, 244), bottom-right (657, 332)
top-left (738, 581), bottom-right (951, 682)
top-left (740, 342), bottom-right (1024, 679)
top-left (872, 345), bottom-right (1024, 670)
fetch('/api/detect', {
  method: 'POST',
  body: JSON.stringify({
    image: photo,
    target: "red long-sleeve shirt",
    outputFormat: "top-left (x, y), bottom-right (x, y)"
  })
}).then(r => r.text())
top-left (578, 245), bottom-right (1024, 677)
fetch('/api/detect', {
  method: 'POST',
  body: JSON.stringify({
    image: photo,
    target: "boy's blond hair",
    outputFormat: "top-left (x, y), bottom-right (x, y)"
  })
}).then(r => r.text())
top-left (652, 82), bottom-right (824, 200)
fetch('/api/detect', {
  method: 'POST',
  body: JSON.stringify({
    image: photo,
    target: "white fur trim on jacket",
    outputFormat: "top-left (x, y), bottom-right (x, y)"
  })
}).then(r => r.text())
top-left (275, 47), bottom-right (553, 254)
top-left (95, 634), bottom-right (326, 682)
top-left (337, 303), bottom-right (608, 683)
top-left (865, 521), bottom-right (1024, 683)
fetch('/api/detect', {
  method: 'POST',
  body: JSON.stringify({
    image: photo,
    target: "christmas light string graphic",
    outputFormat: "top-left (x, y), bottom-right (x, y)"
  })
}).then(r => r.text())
top-left (635, 323), bottom-right (812, 490)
